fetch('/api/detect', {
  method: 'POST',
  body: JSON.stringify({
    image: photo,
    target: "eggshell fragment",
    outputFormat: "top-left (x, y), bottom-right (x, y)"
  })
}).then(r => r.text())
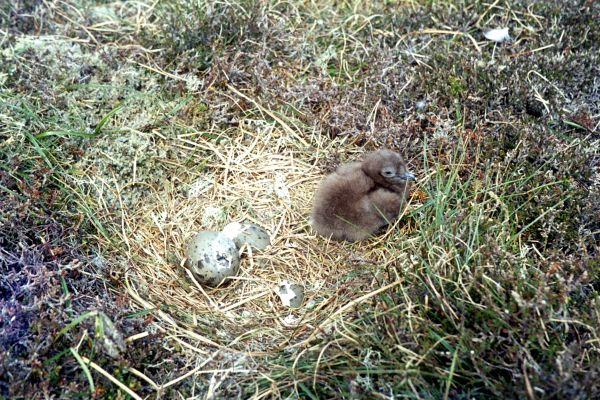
top-left (222, 222), bottom-right (271, 250)
top-left (276, 280), bottom-right (304, 308)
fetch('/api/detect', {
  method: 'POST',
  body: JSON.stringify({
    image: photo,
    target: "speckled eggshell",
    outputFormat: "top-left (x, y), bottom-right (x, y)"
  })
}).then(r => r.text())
top-left (184, 231), bottom-right (240, 287)
top-left (276, 280), bottom-right (305, 308)
top-left (221, 222), bottom-right (271, 250)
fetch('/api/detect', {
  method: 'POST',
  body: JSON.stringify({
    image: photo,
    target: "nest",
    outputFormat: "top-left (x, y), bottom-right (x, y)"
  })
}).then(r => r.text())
top-left (77, 88), bottom-right (418, 394)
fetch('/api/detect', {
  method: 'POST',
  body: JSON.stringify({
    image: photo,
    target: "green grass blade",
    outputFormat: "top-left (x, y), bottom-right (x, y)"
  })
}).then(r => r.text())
top-left (57, 311), bottom-right (98, 338)
top-left (69, 348), bottom-right (95, 394)
top-left (94, 104), bottom-right (123, 135)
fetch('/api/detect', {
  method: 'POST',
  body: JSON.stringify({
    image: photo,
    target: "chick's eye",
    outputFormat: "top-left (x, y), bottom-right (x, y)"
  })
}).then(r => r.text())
top-left (382, 170), bottom-right (394, 177)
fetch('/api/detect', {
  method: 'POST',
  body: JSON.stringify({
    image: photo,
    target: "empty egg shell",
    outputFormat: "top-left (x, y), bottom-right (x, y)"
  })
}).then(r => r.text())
top-left (276, 280), bottom-right (304, 308)
top-left (221, 222), bottom-right (271, 250)
top-left (184, 231), bottom-right (240, 287)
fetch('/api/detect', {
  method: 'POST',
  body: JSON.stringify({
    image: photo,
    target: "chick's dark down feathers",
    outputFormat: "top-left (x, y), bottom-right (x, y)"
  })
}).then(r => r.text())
top-left (311, 150), bottom-right (414, 242)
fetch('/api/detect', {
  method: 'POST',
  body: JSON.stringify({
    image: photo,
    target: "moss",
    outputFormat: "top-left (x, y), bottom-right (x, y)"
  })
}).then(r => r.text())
top-left (448, 75), bottom-right (466, 97)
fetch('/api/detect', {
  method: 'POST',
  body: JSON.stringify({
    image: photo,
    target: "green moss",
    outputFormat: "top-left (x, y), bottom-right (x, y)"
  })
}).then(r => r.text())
top-left (449, 75), bottom-right (466, 97)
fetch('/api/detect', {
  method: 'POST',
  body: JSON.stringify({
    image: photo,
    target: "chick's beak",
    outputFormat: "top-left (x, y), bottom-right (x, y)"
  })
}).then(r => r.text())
top-left (400, 171), bottom-right (416, 181)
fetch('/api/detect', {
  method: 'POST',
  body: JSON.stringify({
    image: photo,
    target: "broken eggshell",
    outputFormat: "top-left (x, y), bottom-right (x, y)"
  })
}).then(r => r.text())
top-left (221, 222), bottom-right (271, 250)
top-left (276, 280), bottom-right (304, 308)
top-left (184, 231), bottom-right (240, 287)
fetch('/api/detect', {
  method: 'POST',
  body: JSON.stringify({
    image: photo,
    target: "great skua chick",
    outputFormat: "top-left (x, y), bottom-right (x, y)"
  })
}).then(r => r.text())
top-left (311, 149), bottom-right (415, 242)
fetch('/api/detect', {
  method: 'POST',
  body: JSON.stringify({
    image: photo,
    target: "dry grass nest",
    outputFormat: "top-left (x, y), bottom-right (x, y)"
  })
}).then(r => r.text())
top-left (84, 98), bottom-right (420, 374)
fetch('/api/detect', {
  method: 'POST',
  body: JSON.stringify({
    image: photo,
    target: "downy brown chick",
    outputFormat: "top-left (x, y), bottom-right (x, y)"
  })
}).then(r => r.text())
top-left (311, 149), bottom-right (415, 242)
